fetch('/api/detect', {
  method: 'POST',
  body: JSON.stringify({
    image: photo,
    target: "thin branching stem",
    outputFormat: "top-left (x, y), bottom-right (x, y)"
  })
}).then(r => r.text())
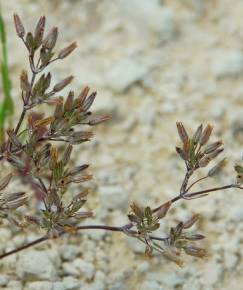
top-left (186, 175), bottom-right (209, 192)
top-left (0, 183), bottom-right (242, 260)
top-left (13, 62), bottom-right (36, 136)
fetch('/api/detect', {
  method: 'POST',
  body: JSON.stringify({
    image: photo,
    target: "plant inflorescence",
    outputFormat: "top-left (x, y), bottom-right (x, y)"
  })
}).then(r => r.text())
top-left (0, 14), bottom-right (242, 267)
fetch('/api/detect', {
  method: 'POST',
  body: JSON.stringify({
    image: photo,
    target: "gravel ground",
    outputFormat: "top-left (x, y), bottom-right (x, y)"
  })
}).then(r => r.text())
top-left (0, 0), bottom-right (243, 289)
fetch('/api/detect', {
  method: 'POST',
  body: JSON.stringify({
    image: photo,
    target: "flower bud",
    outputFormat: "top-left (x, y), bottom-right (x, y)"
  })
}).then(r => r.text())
top-left (20, 70), bottom-right (31, 93)
top-left (184, 246), bottom-right (206, 258)
top-left (34, 16), bottom-right (46, 47)
top-left (204, 141), bottom-right (223, 154)
top-left (58, 42), bottom-right (77, 59)
top-left (13, 13), bottom-right (25, 38)
top-left (176, 122), bottom-right (189, 143)
top-left (199, 155), bottom-right (211, 167)
top-left (53, 76), bottom-right (74, 92)
top-left (82, 92), bottom-right (96, 111)
top-left (200, 124), bottom-right (213, 145)
top-left (183, 214), bottom-right (200, 229)
top-left (156, 201), bottom-right (171, 219)
top-left (192, 124), bottom-right (203, 144)
top-left (43, 27), bottom-right (58, 50)
top-left (88, 115), bottom-right (112, 126)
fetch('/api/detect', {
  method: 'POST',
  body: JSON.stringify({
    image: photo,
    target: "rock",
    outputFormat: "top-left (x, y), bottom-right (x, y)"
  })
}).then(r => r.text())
top-left (46, 248), bottom-right (61, 268)
top-left (7, 280), bottom-right (22, 290)
top-left (119, 1), bottom-right (177, 41)
top-left (99, 185), bottom-right (129, 210)
top-left (212, 51), bottom-right (243, 79)
top-left (156, 8), bottom-right (177, 41)
top-left (140, 280), bottom-right (163, 290)
top-left (62, 262), bottom-right (80, 277)
top-left (137, 98), bottom-right (157, 125)
top-left (61, 277), bottom-right (83, 290)
top-left (26, 277), bottom-right (82, 290)
top-left (147, 271), bottom-right (183, 288)
top-left (0, 274), bottom-right (9, 286)
top-left (60, 245), bottom-right (81, 261)
top-left (224, 252), bottom-right (238, 270)
top-left (105, 58), bottom-right (150, 92)
top-left (26, 281), bottom-right (53, 290)
top-left (125, 236), bottom-right (145, 254)
top-left (92, 92), bottom-right (117, 114)
top-left (229, 206), bottom-right (243, 222)
top-left (0, 228), bottom-right (11, 244)
top-left (137, 261), bottom-right (150, 273)
top-left (86, 280), bottom-right (106, 290)
top-left (73, 258), bottom-right (95, 280)
top-left (201, 261), bottom-right (224, 286)
top-left (110, 282), bottom-right (126, 290)
top-left (17, 250), bottom-right (58, 281)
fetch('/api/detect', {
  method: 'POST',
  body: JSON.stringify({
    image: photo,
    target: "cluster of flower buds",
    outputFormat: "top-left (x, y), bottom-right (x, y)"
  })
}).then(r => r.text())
top-left (14, 14), bottom-right (77, 65)
top-left (24, 143), bottom-right (93, 237)
top-left (128, 201), bottom-right (171, 235)
top-left (162, 214), bottom-right (206, 266)
top-left (176, 122), bottom-right (226, 176)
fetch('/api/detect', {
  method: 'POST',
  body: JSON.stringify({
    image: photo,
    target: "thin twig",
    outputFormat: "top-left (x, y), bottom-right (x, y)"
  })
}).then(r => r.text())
top-left (0, 183), bottom-right (242, 260)
top-left (0, 225), bottom-right (125, 259)
top-left (186, 175), bottom-right (209, 192)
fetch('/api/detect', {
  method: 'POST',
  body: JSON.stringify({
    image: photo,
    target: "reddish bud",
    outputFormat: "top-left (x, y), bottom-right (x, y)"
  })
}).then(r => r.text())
top-left (13, 13), bottom-right (25, 38)
top-left (58, 42), bottom-right (77, 59)
top-left (204, 141), bottom-right (223, 154)
top-left (53, 76), bottom-right (74, 92)
top-left (200, 124), bottom-right (213, 145)
top-left (176, 122), bottom-right (189, 144)
top-left (20, 70), bottom-right (31, 93)
top-left (183, 214), bottom-right (200, 229)
top-left (192, 124), bottom-right (203, 144)
top-left (184, 246), bottom-right (206, 258)
top-left (43, 27), bottom-right (58, 50)
top-left (156, 201), bottom-right (172, 219)
top-left (34, 16), bottom-right (46, 46)
top-left (88, 115), bottom-right (112, 126)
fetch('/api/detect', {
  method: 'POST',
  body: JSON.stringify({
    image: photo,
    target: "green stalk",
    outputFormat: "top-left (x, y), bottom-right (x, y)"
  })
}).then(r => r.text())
top-left (0, 8), bottom-right (14, 143)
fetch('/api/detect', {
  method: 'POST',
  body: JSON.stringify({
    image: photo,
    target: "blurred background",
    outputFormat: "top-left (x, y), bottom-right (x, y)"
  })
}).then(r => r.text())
top-left (0, 0), bottom-right (243, 289)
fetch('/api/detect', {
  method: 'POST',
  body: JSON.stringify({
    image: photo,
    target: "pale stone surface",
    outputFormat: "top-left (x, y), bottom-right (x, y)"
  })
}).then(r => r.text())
top-left (16, 250), bottom-right (58, 281)
top-left (0, 0), bottom-right (243, 289)
top-left (212, 51), bottom-right (243, 78)
top-left (99, 185), bottom-right (129, 210)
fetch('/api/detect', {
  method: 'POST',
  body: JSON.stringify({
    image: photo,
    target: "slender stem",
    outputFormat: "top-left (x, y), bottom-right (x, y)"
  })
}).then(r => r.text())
top-left (77, 225), bottom-right (124, 232)
top-left (13, 70), bottom-right (36, 136)
top-left (0, 224), bottom-right (167, 260)
top-left (14, 108), bottom-right (26, 135)
top-left (0, 183), bottom-right (242, 260)
top-left (0, 235), bottom-right (48, 259)
top-left (183, 184), bottom-right (236, 198)
top-left (186, 175), bottom-right (209, 192)
top-left (0, 225), bottom-right (125, 259)
top-left (152, 183), bottom-right (240, 213)
top-left (36, 176), bottom-right (47, 193)
top-left (180, 170), bottom-right (193, 194)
